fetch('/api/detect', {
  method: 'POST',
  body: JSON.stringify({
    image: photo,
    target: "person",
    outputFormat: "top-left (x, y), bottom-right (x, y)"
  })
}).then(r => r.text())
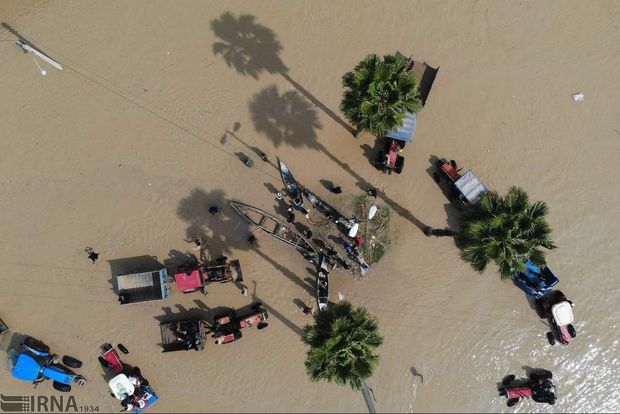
top-left (85, 247), bottom-right (99, 264)
top-left (192, 238), bottom-right (202, 251)
top-left (301, 304), bottom-right (313, 316)
top-left (330, 185), bottom-right (342, 194)
top-left (244, 156), bottom-right (254, 167)
top-left (241, 285), bottom-right (248, 296)
top-left (302, 228), bottom-right (312, 239)
top-left (276, 192), bottom-right (284, 200)
top-left (248, 234), bottom-right (257, 246)
top-left (344, 243), bottom-right (353, 255)
top-left (260, 152), bottom-right (268, 162)
top-left (209, 206), bottom-right (220, 215)
top-left (354, 236), bottom-right (363, 248)
top-left (366, 188), bottom-right (378, 198)
top-left (287, 207), bottom-right (295, 223)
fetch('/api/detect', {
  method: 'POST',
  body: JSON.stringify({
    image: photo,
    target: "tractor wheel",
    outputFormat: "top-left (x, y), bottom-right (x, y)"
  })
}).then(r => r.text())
top-left (251, 302), bottom-right (262, 310)
top-left (74, 376), bottom-right (87, 386)
top-left (531, 370), bottom-right (552, 382)
top-left (394, 156), bottom-right (405, 174)
top-left (507, 398), bottom-right (519, 407)
top-left (568, 324), bottom-right (577, 338)
top-left (502, 375), bottom-right (516, 386)
top-left (546, 332), bottom-right (556, 345)
top-left (375, 151), bottom-right (385, 170)
top-left (449, 194), bottom-right (464, 210)
top-left (24, 337), bottom-right (50, 354)
top-left (117, 344), bottom-right (129, 354)
top-left (98, 356), bottom-right (113, 369)
top-left (62, 356), bottom-right (82, 369)
top-left (52, 381), bottom-right (71, 392)
top-left (257, 322), bottom-right (269, 330)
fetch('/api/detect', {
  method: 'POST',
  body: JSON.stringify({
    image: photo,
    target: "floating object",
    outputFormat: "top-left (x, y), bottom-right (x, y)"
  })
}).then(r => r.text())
top-left (348, 223), bottom-right (359, 238)
top-left (316, 255), bottom-right (330, 311)
top-left (230, 201), bottom-right (317, 256)
top-left (278, 158), bottom-right (309, 212)
top-left (17, 39), bottom-right (63, 71)
top-left (368, 205), bottom-right (378, 220)
top-left (571, 92), bottom-right (584, 102)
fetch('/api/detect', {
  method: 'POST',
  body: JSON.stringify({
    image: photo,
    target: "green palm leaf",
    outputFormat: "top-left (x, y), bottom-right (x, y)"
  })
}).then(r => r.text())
top-left (457, 187), bottom-right (556, 280)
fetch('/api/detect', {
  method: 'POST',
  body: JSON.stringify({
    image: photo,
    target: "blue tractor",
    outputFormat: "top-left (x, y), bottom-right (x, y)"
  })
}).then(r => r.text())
top-left (513, 260), bottom-right (559, 300)
top-left (8, 336), bottom-right (86, 392)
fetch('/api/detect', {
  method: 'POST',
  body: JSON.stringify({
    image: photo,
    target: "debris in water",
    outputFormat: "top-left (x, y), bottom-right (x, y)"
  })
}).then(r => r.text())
top-left (571, 92), bottom-right (584, 102)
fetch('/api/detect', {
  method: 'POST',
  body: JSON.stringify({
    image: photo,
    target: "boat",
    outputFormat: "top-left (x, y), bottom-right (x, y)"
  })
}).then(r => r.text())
top-left (278, 158), bottom-right (309, 213)
top-left (230, 201), bottom-right (317, 256)
top-left (316, 255), bottom-right (329, 310)
top-left (302, 188), bottom-right (355, 231)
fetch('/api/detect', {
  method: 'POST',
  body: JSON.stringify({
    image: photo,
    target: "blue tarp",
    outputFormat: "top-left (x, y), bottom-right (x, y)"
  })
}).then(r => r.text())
top-left (384, 112), bottom-right (416, 142)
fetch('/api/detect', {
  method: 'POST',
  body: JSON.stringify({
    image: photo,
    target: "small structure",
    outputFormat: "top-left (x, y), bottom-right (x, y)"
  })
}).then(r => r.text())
top-left (116, 268), bottom-right (170, 305)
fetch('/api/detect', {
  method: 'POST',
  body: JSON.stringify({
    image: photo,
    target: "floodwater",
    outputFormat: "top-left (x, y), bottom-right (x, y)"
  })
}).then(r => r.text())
top-left (0, 1), bottom-right (619, 412)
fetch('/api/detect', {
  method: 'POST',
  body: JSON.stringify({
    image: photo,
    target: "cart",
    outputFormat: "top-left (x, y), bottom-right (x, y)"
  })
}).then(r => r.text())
top-left (435, 158), bottom-right (488, 209)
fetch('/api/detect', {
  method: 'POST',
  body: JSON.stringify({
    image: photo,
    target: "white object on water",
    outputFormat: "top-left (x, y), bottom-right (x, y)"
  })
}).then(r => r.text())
top-left (18, 40), bottom-right (63, 71)
top-left (348, 223), bottom-right (359, 237)
top-left (368, 205), bottom-right (378, 220)
top-left (571, 92), bottom-right (584, 102)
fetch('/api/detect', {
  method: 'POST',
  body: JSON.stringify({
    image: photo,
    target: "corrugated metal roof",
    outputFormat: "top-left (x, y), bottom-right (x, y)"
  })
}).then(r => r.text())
top-left (385, 111), bottom-right (416, 142)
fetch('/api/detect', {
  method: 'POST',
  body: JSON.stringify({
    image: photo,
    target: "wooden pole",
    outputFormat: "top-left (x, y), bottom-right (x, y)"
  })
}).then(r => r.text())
top-left (17, 40), bottom-right (63, 71)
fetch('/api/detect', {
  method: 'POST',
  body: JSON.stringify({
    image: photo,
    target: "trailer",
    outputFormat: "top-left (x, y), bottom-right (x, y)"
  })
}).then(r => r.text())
top-left (116, 269), bottom-right (170, 305)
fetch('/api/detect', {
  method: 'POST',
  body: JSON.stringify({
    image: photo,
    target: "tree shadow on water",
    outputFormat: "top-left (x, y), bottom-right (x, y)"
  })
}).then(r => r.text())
top-left (211, 11), bottom-right (354, 134)
top-left (249, 85), bottom-right (322, 149)
top-left (176, 188), bottom-right (251, 259)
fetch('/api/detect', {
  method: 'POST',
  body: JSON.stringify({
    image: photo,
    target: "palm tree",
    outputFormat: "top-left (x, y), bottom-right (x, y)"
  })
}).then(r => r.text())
top-left (302, 301), bottom-right (383, 413)
top-left (456, 187), bottom-right (556, 279)
top-left (341, 54), bottom-right (423, 137)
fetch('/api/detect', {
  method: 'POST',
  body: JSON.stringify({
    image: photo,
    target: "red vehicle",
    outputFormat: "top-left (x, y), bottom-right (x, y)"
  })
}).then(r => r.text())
top-left (212, 303), bottom-right (268, 344)
top-left (499, 369), bottom-right (556, 407)
top-left (98, 344), bottom-right (158, 412)
top-left (434, 158), bottom-right (488, 209)
top-left (174, 256), bottom-right (242, 294)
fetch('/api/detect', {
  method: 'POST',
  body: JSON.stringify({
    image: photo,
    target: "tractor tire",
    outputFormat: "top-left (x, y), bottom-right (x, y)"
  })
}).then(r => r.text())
top-left (375, 152), bottom-right (385, 170)
top-left (546, 332), bottom-right (556, 345)
top-left (62, 356), bottom-right (82, 369)
top-left (52, 381), bottom-right (71, 392)
top-left (568, 324), bottom-right (577, 338)
top-left (530, 370), bottom-right (553, 382)
top-left (24, 337), bottom-right (50, 354)
top-left (507, 398), bottom-right (519, 407)
top-left (118, 344), bottom-right (129, 354)
top-left (98, 356), bottom-right (113, 369)
top-left (394, 156), bottom-right (405, 174)
top-left (502, 375), bottom-right (516, 386)
top-left (449, 194), bottom-right (465, 211)
top-left (257, 322), bottom-right (268, 330)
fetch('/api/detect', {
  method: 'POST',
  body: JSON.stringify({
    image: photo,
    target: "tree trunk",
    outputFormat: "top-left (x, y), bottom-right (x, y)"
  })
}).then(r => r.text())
top-left (424, 226), bottom-right (458, 237)
top-left (361, 381), bottom-right (377, 413)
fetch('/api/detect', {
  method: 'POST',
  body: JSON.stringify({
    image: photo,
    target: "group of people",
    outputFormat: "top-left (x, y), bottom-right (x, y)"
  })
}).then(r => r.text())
top-left (119, 369), bottom-right (152, 412)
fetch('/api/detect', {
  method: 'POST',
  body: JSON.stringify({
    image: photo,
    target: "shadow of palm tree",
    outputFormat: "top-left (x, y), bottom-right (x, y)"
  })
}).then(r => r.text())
top-left (176, 188), bottom-right (251, 258)
top-left (248, 86), bottom-right (430, 233)
top-left (211, 11), bottom-right (355, 134)
top-left (249, 86), bottom-right (322, 149)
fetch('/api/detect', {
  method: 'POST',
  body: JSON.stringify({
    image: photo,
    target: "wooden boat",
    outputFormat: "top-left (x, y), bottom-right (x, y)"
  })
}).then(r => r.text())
top-left (230, 201), bottom-right (317, 256)
top-left (278, 158), bottom-right (309, 213)
top-left (316, 255), bottom-right (329, 311)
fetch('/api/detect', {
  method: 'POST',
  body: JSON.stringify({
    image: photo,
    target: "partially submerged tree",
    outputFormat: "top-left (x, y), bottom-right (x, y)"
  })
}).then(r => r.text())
top-left (341, 54), bottom-right (422, 137)
top-left (456, 187), bottom-right (556, 279)
top-left (302, 302), bottom-right (383, 411)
